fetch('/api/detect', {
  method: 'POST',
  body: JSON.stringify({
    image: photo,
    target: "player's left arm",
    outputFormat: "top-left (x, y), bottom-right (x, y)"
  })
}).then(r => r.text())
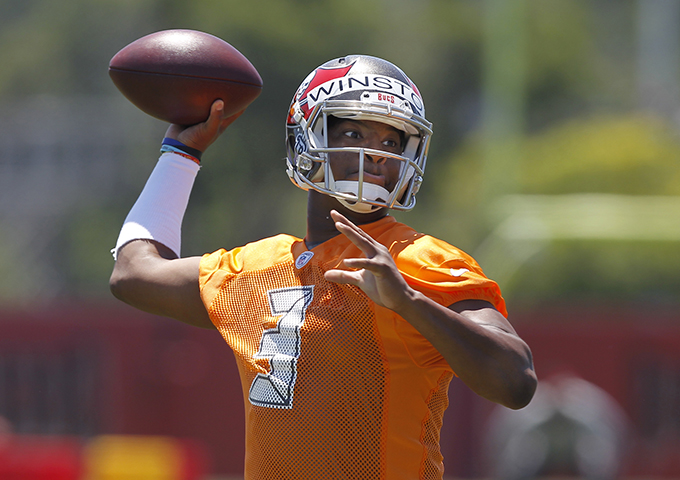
top-left (324, 210), bottom-right (537, 410)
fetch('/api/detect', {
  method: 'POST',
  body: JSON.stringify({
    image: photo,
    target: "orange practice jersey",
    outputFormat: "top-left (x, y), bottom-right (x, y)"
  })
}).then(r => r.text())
top-left (199, 216), bottom-right (506, 480)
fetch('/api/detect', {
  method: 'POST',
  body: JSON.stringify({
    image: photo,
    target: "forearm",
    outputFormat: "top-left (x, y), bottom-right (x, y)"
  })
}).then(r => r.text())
top-left (323, 210), bottom-right (536, 408)
top-left (112, 151), bottom-right (200, 261)
top-left (395, 291), bottom-right (536, 409)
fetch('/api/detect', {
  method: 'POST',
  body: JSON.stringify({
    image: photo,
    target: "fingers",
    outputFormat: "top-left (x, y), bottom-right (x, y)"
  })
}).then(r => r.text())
top-left (218, 108), bottom-right (246, 133)
top-left (204, 99), bottom-right (227, 131)
top-left (330, 210), bottom-right (360, 232)
top-left (326, 211), bottom-right (410, 310)
top-left (329, 209), bottom-right (394, 277)
top-left (330, 210), bottom-right (379, 257)
top-left (164, 100), bottom-right (222, 139)
top-left (324, 268), bottom-right (362, 286)
top-left (164, 100), bottom-right (245, 154)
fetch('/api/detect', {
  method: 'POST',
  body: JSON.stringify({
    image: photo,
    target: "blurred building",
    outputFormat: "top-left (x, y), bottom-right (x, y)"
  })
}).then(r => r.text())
top-left (0, 95), bottom-right (158, 301)
top-left (484, 373), bottom-right (629, 480)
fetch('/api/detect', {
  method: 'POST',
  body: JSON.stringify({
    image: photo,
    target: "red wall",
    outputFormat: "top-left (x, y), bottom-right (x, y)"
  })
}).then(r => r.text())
top-left (0, 303), bottom-right (244, 474)
top-left (0, 302), bottom-right (679, 477)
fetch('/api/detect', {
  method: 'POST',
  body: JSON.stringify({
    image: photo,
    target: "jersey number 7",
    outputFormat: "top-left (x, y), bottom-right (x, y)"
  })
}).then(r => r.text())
top-left (248, 286), bottom-right (314, 409)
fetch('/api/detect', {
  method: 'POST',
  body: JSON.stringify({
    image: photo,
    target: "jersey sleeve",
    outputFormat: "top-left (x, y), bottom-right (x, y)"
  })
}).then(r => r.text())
top-left (198, 246), bottom-right (244, 315)
top-left (394, 235), bottom-right (508, 317)
top-left (198, 235), bottom-right (299, 316)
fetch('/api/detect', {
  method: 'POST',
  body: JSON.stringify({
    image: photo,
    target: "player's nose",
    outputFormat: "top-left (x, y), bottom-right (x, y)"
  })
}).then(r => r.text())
top-left (365, 152), bottom-right (388, 165)
top-left (363, 135), bottom-right (388, 164)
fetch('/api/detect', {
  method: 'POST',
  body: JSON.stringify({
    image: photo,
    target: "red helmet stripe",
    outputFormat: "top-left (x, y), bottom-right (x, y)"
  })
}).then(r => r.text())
top-left (303, 65), bottom-right (353, 100)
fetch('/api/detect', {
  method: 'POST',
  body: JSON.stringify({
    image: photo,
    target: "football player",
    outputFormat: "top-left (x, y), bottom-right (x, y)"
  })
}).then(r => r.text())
top-left (110, 55), bottom-right (537, 480)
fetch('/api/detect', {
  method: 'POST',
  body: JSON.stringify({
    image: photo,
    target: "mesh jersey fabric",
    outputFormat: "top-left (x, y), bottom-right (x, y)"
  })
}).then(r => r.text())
top-left (198, 215), bottom-right (506, 480)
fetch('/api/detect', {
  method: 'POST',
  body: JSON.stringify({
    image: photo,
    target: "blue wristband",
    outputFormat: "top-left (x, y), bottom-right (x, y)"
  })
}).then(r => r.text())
top-left (161, 138), bottom-right (203, 161)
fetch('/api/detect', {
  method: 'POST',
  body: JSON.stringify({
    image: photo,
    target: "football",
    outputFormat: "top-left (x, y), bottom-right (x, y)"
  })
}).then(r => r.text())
top-left (109, 29), bottom-right (262, 125)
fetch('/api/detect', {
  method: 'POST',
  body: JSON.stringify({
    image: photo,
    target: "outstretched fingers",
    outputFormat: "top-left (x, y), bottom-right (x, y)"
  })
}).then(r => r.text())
top-left (324, 267), bottom-right (363, 286)
top-left (329, 210), bottom-right (379, 258)
top-left (324, 210), bottom-right (413, 311)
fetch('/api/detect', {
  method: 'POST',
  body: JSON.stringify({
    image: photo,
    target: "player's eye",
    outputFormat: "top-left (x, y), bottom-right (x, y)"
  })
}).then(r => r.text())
top-left (344, 130), bottom-right (361, 139)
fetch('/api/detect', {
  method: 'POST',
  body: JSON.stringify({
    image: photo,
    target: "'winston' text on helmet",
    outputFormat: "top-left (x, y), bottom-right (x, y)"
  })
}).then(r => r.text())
top-left (285, 55), bottom-right (433, 213)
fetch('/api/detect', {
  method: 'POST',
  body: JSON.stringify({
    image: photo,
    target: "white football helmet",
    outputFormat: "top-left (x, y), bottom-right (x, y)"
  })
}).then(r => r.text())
top-left (285, 55), bottom-right (433, 213)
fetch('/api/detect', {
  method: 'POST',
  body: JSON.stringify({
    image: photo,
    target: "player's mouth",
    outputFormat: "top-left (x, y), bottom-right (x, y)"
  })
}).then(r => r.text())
top-left (346, 171), bottom-right (387, 188)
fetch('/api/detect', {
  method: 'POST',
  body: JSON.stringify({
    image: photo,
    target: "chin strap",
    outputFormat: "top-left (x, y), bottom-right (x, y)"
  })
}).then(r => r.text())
top-left (332, 180), bottom-right (390, 213)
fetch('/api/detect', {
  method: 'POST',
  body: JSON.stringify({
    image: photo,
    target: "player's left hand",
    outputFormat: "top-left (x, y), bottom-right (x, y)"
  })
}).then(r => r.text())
top-left (324, 210), bottom-right (412, 312)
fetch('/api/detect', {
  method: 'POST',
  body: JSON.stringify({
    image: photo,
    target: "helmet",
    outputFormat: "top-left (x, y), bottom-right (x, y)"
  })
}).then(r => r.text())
top-left (285, 55), bottom-right (433, 213)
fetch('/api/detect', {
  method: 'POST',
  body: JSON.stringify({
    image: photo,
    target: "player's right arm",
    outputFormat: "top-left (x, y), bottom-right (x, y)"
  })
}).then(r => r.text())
top-left (110, 240), bottom-right (212, 328)
top-left (110, 100), bottom-right (242, 329)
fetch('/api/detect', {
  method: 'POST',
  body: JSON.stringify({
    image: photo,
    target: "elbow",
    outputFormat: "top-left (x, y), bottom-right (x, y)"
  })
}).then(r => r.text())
top-left (109, 265), bottom-right (130, 303)
top-left (503, 368), bottom-right (538, 410)
top-left (109, 274), bottom-right (121, 301)
top-left (468, 363), bottom-right (538, 410)
top-left (502, 341), bottom-right (538, 410)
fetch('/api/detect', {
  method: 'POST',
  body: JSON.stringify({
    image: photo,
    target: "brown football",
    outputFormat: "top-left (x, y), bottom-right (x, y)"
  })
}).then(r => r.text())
top-left (109, 29), bottom-right (262, 125)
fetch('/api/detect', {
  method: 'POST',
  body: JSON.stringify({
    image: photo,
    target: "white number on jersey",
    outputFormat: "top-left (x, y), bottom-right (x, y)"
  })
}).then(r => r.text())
top-left (248, 286), bottom-right (314, 409)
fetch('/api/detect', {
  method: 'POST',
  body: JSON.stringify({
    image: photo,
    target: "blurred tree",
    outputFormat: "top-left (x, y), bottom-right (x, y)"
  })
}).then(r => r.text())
top-left (432, 114), bottom-right (680, 306)
top-left (0, 0), bottom-right (677, 310)
top-left (0, 0), bottom-right (168, 95)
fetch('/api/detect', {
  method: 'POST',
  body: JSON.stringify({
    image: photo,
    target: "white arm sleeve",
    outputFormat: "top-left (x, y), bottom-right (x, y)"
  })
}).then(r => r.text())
top-left (112, 152), bottom-right (200, 260)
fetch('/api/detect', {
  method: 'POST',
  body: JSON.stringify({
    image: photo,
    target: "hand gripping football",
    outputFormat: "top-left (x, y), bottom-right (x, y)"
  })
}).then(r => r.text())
top-left (109, 29), bottom-right (262, 125)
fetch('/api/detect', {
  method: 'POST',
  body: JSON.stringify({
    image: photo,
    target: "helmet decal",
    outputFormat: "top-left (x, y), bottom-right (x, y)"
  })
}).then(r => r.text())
top-left (305, 74), bottom-right (424, 117)
top-left (294, 132), bottom-right (307, 154)
top-left (289, 63), bottom-right (354, 124)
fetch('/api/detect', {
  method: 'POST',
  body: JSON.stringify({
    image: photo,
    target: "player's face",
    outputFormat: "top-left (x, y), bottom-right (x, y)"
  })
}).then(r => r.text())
top-left (326, 118), bottom-right (404, 192)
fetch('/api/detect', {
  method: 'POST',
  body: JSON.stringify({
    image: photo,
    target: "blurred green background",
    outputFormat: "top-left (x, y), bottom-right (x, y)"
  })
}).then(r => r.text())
top-left (2, 0), bottom-right (679, 311)
top-left (2, 0), bottom-right (680, 477)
